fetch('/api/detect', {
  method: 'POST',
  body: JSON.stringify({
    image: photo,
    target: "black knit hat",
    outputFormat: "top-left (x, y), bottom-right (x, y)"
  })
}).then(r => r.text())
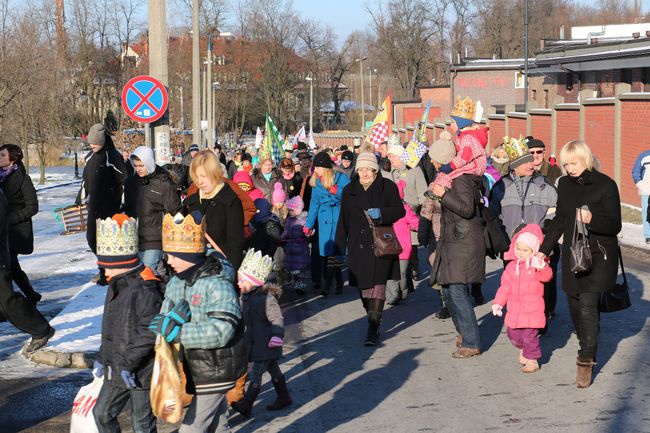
top-left (341, 150), bottom-right (354, 162)
top-left (313, 151), bottom-right (333, 169)
top-left (525, 136), bottom-right (545, 149)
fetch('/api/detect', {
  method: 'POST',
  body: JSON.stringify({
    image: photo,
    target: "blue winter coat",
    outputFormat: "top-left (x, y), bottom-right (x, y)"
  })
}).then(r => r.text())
top-left (305, 172), bottom-right (350, 256)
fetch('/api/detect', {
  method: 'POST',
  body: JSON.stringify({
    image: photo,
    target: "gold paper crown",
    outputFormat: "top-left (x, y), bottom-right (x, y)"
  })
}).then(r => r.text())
top-left (162, 213), bottom-right (206, 254)
top-left (96, 215), bottom-right (138, 258)
top-left (502, 135), bottom-right (530, 161)
top-left (451, 96), bottom-right (475, 120)
top-left (238, 249), bottom-right (273, 284)
top-left (387, 133), bottom-right (401, 147)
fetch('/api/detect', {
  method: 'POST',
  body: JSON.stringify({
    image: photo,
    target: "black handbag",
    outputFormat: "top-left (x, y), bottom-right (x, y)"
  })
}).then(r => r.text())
top-left (600, 247), bottom-right (631, 313)
top-left (364, 211), bottom-right (403, 258)
top-left (569, 212), bottom-right (592, 274)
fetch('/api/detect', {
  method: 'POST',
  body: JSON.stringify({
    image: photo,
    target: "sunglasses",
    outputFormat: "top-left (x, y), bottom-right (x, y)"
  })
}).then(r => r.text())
top-left (530, 150), bottom-right (544, 155)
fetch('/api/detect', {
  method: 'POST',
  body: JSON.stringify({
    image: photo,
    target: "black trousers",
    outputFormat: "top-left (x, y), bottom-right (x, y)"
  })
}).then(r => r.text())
top-left (310, 232), bottom-right (321, 287)
top-left (10, 252), bottom-right (38, 300)
top-left (567, 291), bottom-right (601, 360)
top-left (0, 269), bottom-right (49, 337)
top-left (86, 209), bottom-right (98, 254)
top-left (544, 244), bottom-right (561, 316)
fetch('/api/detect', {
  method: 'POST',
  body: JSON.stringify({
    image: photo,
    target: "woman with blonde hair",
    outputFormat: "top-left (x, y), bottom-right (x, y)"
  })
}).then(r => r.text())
top-left (185, 150), bottom-right (245, 269)
top-left (538, 140), bottom-right (621, 388)
top-left (304, 151), bottom-right (350, 296)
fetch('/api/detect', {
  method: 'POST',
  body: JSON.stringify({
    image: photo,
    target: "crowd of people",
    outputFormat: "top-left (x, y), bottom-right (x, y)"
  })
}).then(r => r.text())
top-left (0, 93), bottom-right (644, 432)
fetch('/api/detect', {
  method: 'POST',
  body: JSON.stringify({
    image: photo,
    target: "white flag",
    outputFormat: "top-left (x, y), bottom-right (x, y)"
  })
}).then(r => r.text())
top-left (308, 129), bottom-right (317, 150)
top-left (296, 125), bottom-right (307, 142)
top-left (255, 127), bottom-right (263, 149)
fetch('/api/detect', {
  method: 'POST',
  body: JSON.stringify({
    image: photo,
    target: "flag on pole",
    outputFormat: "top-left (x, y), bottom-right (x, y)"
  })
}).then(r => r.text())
top-left (308, 129), bottom-right (317, 150)
top-left (264, 113), bottom-right (283, 164)
top-left (255, 127), bottom-right (263, 149)
top-left (296, 125), bottom-right (307, 142)
top-left (412, 100), bottom-right (431, 143)
top-left (365, 92), bottom-right (392, 143)
top-left (400, 100), bottom-right (431, 168)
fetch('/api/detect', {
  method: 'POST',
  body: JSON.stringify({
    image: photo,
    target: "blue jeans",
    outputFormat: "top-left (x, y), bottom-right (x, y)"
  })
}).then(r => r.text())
top-left (93, 381), bottom-right (156, 433)
top-left (139, 249), bottom-right (162, 272)
top-left (442, 284), bottom-right (481, 350)
top-left (642, 195), bottom-right (650, 238)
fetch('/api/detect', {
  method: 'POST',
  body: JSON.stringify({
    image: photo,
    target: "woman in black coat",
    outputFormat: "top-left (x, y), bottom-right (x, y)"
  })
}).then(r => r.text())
top-left (0, 144), bottom-right (40, 304)
top-left (185, 150), bottom-right (244, 270)
top-left (429, 139), bottom-right (485, 359)
top-left (538, 140), bottom-right (621, 388)
top-left (335, 152), bottom-right (405, 346)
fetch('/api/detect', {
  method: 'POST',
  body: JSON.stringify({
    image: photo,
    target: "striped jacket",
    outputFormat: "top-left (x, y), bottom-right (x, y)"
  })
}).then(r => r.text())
top-left (162, 253), bottom-right (247, 394)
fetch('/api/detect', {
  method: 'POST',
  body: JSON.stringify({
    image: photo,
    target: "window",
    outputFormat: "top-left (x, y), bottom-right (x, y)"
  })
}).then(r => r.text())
top-left (543, 89), bottom-right (549, 108)
top-left (643, 67), bottom-right (650, 92)
top-left (515, 71), bottom-right (526, 89)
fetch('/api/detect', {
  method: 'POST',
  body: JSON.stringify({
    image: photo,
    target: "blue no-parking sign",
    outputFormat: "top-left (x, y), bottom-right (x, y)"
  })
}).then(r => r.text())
top-left (121, 75), bottom-right (168, 123)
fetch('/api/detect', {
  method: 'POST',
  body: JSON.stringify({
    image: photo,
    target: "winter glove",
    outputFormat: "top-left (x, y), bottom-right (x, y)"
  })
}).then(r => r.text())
top-left (530, 256), bottom-right (547, 270)
top-left (168, 300), bottom-right (192, 325)
top-left (92, 360), bottom-right (104, 379)
top-left (492, 304), bottom-right (503, 317)
top-left (438, 163), bottom-right (453, 174)
top-left (120, 370), bottom-right (137, 389)
top-left (303, 226), bottom-right (314, 237)
top-left (148, 313), bottom-right (181, 343)
top-left (328, 185), bottom-right (338, 195)
top-left (268, 336), bottom-right (284, 348)
top-left (366, 208), bottom-right (381, 220)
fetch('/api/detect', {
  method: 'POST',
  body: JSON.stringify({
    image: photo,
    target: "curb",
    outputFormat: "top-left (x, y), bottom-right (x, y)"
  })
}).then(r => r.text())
top-left (26, 349), bottom-right (97, 369)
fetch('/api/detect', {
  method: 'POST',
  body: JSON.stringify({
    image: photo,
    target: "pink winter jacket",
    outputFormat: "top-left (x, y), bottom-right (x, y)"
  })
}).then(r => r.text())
top-left (493, 225), bottom-right (552, 329)
top-left (394, 203), bottom-right (419, 260)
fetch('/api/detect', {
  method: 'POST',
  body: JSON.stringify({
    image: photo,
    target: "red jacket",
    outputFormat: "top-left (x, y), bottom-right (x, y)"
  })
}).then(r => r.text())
top-left (493, 225), bottom-right (552, 329)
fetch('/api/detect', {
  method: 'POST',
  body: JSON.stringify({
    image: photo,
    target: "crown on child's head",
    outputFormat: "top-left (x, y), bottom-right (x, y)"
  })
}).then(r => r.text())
top-left (238, 249), bottom-right (273, 286)
top-left (96, 214), bottom-right (140, 269)
top-left (162, 212), bottom-right (206, 254)
top-left (451, 96), bottom-right (475, 120)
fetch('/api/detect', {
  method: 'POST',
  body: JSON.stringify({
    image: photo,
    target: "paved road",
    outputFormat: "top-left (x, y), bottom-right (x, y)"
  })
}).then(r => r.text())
top-left (2, 247), bottom-right (649, 433)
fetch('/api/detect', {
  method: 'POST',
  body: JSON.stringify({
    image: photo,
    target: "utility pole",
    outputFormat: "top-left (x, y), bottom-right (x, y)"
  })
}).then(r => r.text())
top-left (368, 68), bottom-right (372, 109)
top-left (148, 0), bottom-right (170, 163)
top-left (524, 0), bottom-right (529, 113)
top-left (306, 74), bottom-right (314, 134)
top-left (203, 61), bottom-right (207, 147)
top-left (180, 86), bottom-right (185, 130)
top-left (192, 0), bottom-right (200, 146)
top-left (207, 35), bottom-right (213, 149)
top-left (356, 56), bottom-right (367, 131)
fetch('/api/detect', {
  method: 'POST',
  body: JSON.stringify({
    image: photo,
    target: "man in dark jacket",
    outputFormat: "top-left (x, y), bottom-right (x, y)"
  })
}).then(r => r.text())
top-left (76, 123), bottom-right (128, 285)
top-left (0, 189), bottom-right (55, 354)
top-left (124, 146), bottom-right (181, 272)
top-left (0, 144), bottom-right (40, 304)
top-left (92, 214), bottom-right (162, 433)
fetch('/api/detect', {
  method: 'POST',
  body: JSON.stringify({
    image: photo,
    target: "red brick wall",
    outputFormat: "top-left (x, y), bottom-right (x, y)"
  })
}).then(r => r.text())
top-left (620, 99), bottom-right (650, 205)
top-left (403, 107), bottom-right (424, 126)
top-left (487, 118), bottom-right (506, 150)
top-left (584, 104), bottom-right (616, 180)
top-left (508, 117), bottom-right (527, 139)
top-left (529, 113), bottom-right (552, 146)
top-left (555, 109), bottom-right (580, 156)
top-left (425, 126), bottom-right (434, 144)
top-left (419, 87), bottom-right (451, 119)
top-left (454, 69), bottom-right (525, 111)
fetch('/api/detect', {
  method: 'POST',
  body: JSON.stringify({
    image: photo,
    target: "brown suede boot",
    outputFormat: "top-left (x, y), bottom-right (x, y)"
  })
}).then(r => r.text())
top-left (576, 357), bottom-right (595, 388)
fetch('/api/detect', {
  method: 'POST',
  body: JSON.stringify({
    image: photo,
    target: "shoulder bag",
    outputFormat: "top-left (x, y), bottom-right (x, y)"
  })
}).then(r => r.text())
top-left (364, 211), bottom-right (403, 257)
top-left (600, 247), bottom-right (631, 313)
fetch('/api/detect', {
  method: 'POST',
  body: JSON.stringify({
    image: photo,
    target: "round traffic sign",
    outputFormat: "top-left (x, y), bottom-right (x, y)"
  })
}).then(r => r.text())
top-left (121, 75), bottom-right (168, 123)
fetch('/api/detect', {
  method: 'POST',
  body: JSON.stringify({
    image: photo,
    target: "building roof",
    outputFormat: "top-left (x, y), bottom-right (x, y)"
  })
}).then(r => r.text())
top-left (536, 38), bottom-right (650, 71)
top-left (450, 58), bottom-right (535, 71)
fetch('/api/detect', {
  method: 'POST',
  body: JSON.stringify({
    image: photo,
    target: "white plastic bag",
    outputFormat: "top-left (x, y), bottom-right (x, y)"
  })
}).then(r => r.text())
top-left (70, 377), bottom-right (103, 433)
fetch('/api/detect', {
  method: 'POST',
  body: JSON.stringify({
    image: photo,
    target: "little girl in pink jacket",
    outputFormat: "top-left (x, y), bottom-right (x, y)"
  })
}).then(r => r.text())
top-left (492, 224), bottom-right (552, 373)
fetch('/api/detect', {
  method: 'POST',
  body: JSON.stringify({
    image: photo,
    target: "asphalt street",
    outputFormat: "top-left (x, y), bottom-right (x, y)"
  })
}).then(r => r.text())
top-left (1, 246), bottom-right (649, 433)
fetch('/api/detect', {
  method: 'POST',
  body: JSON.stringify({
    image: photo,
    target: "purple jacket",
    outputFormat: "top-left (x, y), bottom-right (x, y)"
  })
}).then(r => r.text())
top-left (281, 213), bottom-right (310, 271)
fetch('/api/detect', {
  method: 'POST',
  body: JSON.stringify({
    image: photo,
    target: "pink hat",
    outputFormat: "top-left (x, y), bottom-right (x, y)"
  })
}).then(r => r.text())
top-left (272, 182), bottom-right (286, 205)
top-left (286, 195), bottom-right (304, 213)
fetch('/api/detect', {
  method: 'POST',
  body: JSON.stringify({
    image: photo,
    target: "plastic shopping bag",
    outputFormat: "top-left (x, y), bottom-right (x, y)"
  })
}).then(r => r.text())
top-left (70, 377), bottom-right (103, 433)
top-left (150, 337), bottom-right (193, 423)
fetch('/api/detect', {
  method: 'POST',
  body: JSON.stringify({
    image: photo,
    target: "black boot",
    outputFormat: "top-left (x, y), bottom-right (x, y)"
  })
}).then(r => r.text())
top-left (471, 283), bottom-right (485, 305)
top-left (321, 265), bottom-right (334, 297)
top-left (364, 299), bottom-right (385, 346)
top-left (231, 383), bottom-right (260, 419)
top-left (360, 293), bottom-right (370, 312)
top-left (266, 376), bottom-right (292, 410)
top-left (435, 293), bottom-right (450, 319)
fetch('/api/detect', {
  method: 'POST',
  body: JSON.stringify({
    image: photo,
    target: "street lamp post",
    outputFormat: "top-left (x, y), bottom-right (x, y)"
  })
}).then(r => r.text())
top-left (356, 56), bottom-right (367, 132)
top-left (368, 67), bottom-right (372, 110)
top-left (306, 74), bottom-right (314, 134)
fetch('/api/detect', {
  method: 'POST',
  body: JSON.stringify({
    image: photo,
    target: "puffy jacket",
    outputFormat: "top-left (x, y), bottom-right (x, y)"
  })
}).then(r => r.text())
top-left (305, 172), bottom-right (350, 256)
top-left (394, 203), bottom-right (419, 260)
top-left (0, 163), bottom-right (37, 254)
top-left (162, 253), bottom-right (247, 394)
top-left (276, 172), bottom-right (303, 199)
top-left (0, 190), bottom-right (12, 268)
top-left (98, 265), bottom-right (163, 389)
top-left (632, 149), bottom-right (650, 196)
top-left (493, 225), bottom-right (552, 329)
top-left (123, 166), bottom-right (181, 250)
top-left (241, 284), bottom-right (284, 362)
top-left (251, 169), bottom-right (279, 202)
top-left (281, 213), bottom-right (310, 271)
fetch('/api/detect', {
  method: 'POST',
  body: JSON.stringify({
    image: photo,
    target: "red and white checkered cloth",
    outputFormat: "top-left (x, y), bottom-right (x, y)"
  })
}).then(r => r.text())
top-left (368, 122), bottom-right (389, 148)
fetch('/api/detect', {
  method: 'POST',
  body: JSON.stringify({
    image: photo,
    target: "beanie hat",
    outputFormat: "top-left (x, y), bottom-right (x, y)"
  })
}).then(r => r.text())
top-left (355, 152), bottom-right (379, 172)
top-left (387, 144), bottom-right (405, 158)
top-left (130, 146), bottom-right (156, 175)
top-left (313, 151), bottom-right (333, 169)
top-left (87, 124), bottom-right (106, 146)
top-left (188, 143), bottom-right (200, 152)
top-left (429, 131), bottom-right (456, 164)
top-left (253, 198), bottom-right (273, 224)
top-left (525, 136), bottom-right (545, 149)
top-left (272, 182), bottom-right (286, 205)
top-left (341, 150), bottom-right (354, 162)
top-left (233, 170), bottom-right (254, 189)
top-left (451, 116), bottom-right (474, 130)
top-left (504, 136), bottom-right (534, 170)
top-left (96, 214), bottom-right (141, 270)
top-left (285, 195), bottom-right (304, 213)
